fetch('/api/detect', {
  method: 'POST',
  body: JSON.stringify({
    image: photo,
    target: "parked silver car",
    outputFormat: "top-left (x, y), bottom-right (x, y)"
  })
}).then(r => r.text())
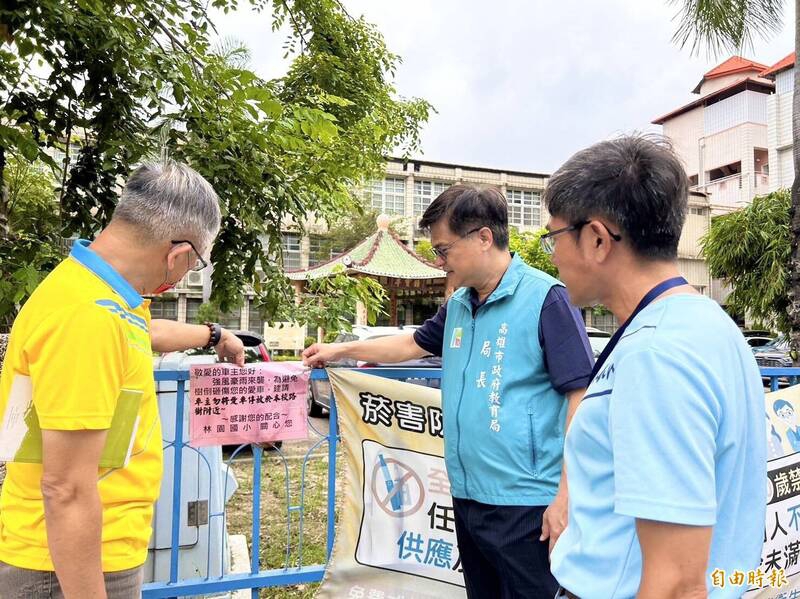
top-left (753, 335), bottom-right (791, 368)
top-left (585, 326), bottom-right (611, 358)
top-left (746, 335), bottom-right (775, 349)
top-left (307, 325), bottom-right (423, 416)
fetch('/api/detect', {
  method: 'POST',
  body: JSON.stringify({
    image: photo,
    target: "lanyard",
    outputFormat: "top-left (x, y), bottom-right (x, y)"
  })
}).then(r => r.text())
top-left (589, 276), bottom-right (688, 382)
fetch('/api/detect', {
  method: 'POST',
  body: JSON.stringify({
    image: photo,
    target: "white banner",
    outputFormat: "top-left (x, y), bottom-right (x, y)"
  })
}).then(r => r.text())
top-left (318, 369), bottom-right (466, 599)
top-left (740, 384), bottom-right (800, 596)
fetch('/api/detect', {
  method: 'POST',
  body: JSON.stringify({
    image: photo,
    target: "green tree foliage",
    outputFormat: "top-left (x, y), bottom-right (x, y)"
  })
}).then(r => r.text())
top-left (670, 0), bottom-right (784, 55)
top-left (702, 190), bottom-right (790, 334)
top-left (508, 227), bottom-right (558, 278)
top-left (4, 156), bottom-right (59, 232)
top-left (414, 238), bottom-right (436, 263)
top-left (195, 300), bottom-right (237, 326)
top-left (300, 266), bottom-right (386, 330)
top-left (0, 0), bottom-right (431, 328)
top-left (0, 157), bottom-right (62, 331)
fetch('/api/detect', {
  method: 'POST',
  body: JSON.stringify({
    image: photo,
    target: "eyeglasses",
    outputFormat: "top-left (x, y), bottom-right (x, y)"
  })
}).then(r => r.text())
top-left (539, 220), bottom-right (621, 254)
top-left (171, 239), bottom-right (208, 272)
top-left (431, 227), bottom-right (483, 260)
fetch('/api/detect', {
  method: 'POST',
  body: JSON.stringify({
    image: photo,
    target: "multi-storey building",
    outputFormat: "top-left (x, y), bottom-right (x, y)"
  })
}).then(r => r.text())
top-left (653, 56), bottom-right (776, 305)
top-left (379, 157), bottom-right (548, 238)
top-left (305, 157), bottom-right (550, 268)
top-left (678, 190), bottom-right (713, 295)
top-left (653, 56), bottom-right (773, 213)
top-left (764, 53), bottom-right (795, 191)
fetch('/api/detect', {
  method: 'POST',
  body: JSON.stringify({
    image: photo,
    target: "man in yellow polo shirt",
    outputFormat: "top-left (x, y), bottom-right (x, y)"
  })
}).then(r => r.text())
top-left (0, 161), bottom-right (244, 598)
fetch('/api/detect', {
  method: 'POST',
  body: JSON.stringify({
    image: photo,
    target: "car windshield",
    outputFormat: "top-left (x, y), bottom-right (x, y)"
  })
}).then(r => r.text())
top-left (762, 336), bottom-right (789, 351)
top-left (334, 333), bottom-right (358, 343)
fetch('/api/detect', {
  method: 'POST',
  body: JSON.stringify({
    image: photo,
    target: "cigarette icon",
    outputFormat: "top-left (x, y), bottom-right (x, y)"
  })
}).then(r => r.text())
top-left (378, 453), bottom-right (403, 511)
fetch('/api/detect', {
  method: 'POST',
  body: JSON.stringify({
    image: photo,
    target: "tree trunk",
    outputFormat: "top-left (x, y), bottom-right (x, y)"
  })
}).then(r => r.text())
top-left (789, 0), bottom-right (800, 366)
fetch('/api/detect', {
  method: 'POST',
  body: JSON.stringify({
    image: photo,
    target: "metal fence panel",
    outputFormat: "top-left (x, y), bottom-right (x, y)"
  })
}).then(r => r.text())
top-left (143, 365), bottom-right (786, 597)
top-left (142, 367), bottom-right (441, 598)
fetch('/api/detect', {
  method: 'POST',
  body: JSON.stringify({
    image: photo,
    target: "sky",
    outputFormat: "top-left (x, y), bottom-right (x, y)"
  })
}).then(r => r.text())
top-left (212, 1), bottom-right (796, 175)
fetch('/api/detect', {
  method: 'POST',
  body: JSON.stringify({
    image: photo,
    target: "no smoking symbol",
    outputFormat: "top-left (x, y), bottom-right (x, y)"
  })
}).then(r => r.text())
top-left (370, 456), bottom-right (425, 517)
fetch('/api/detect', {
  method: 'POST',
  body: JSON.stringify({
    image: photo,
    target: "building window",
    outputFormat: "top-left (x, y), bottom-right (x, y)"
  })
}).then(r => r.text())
top-left (219, 308), bottom-right (241, 330)
top-left (363, 178), bottom-right (406, 215)
top-left (149, 298), bottom-right (178, 320)
top-left (707, 161), bottom-right (741, 183)
top-left (309, 235), bottom-right (332, 266)
top-left (689, 207), bottom-right (707, 216)
top-left (282, 233), bottom-right (302, 270)
top-left (248, 301), bottom-right (264, 335)
top-left (185, 298), bottom-right (238, 328)
top-left (591, 310), bottom-right (618, 334)
top-left (507, 189), bottom-right (541, 228)
top-left (413, 180), bottom-right (448, 218)
top-left (186, 298), bottom-right (203, 324)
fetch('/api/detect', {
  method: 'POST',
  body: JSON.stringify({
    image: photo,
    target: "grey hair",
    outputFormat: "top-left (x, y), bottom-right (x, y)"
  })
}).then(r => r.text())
top-left (112, 161), bottom-right (221, 250)
top-left (544, 134), bottom-right (688, 260)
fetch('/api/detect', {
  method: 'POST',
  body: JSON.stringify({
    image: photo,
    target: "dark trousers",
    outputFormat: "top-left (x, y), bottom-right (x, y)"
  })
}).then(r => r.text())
top-left (453, 497), bottom-right (558, 599)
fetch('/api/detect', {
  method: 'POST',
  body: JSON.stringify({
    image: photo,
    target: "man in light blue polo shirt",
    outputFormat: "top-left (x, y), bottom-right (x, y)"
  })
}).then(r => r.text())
top-left (541, 135), bottom-right (765, 598)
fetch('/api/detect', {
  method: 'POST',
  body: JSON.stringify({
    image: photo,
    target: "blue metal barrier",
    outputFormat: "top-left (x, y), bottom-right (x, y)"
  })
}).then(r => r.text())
top-left (141, 367), bottom-right (441, 598)
top-left (143, 364), bottom-right (784, 597)
top-left (760, 367), bottom-right (800, 392)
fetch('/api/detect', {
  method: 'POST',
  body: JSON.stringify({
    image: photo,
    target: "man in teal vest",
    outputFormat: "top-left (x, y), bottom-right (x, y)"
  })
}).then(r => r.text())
top-left (304, 184), bottom-right (594, 598)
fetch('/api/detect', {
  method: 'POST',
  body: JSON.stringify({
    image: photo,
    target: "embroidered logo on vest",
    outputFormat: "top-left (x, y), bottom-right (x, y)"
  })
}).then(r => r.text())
top-left (450, 327), bottom-right (463, 348)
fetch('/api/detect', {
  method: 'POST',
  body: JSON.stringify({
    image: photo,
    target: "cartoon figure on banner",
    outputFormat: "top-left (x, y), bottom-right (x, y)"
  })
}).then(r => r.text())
top-left (774, 399), bottom-right (800, 452)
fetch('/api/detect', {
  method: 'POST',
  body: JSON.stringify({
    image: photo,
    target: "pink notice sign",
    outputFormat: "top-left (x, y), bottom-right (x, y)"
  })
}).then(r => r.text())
top-left (188, 361), bottom-right (310, 447)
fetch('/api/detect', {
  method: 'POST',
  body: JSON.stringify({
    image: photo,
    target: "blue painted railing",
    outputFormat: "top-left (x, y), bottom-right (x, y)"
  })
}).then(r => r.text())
top-left (141, 367), bottom-right (442, 598)
top-left (141, 365), bottom-right (790, 597)
top-left (761, 367), bottom-right (800, 392)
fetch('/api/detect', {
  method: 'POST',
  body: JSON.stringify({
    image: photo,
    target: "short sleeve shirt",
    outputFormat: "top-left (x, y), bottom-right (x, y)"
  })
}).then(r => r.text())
top-left (550, 295), bottom-right (767, 598)
top-left (0, 240), bottom-right (163, 572)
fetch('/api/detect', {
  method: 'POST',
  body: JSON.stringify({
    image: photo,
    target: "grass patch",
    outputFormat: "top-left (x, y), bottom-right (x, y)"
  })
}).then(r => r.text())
top-left (225, 441), bottom-right (344, 598)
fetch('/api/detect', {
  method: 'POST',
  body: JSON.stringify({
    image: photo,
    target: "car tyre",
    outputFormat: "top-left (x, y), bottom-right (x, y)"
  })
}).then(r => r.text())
top-left (308, 393), bottom-right (325, 417)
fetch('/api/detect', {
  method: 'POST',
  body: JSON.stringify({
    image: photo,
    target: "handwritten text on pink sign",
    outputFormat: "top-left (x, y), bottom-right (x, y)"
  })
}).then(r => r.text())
top-left (189, 362), bottom-right (309, 447)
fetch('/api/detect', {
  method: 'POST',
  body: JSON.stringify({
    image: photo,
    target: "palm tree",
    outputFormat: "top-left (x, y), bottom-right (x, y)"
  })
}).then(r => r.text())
top-left (670, 0), bottom-right (800, 362)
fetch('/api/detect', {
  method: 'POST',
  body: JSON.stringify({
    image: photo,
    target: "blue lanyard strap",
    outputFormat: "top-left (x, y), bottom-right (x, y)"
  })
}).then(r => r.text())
top-left (589, 276), bottom-right (689, 382)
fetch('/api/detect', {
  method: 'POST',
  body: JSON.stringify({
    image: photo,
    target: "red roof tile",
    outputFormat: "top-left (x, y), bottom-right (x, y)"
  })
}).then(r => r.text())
top-left (705, 56), bottom-right (768, 78)
top-left (761, 53), bottom-right (795, 77)
top-left (692, 56), bottom-right (768, 93)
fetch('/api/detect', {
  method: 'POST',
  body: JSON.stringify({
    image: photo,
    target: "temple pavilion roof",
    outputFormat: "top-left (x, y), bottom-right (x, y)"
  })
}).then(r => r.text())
top-left (285, 215), bottom-right (445, 282)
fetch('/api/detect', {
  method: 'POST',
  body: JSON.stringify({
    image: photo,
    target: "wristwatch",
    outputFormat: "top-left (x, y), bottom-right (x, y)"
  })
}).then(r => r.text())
top-left (204, 322), bottom-right (222, 349)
